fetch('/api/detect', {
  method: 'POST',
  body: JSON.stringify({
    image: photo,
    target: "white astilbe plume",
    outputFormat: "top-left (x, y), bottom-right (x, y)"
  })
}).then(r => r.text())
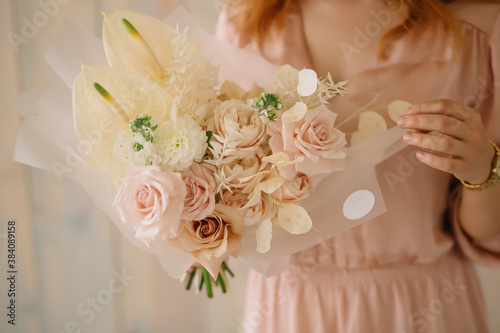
top-left (163, 26), bottom-right (219, 121)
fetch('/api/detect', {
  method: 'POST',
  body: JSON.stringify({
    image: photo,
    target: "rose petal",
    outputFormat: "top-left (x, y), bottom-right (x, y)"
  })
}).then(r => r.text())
top-left (219, 80), bottom-right (246, 101)
top-left (256, 219), bottom-right (273, 253)
top-left (388, 100), bottom-right (413, 123)
top-left (297, 69), bottom-right (318, 97)
top-left (281, 102), bottom-right (308, 123)
top-left (277, 204), bottom-right (312, 234)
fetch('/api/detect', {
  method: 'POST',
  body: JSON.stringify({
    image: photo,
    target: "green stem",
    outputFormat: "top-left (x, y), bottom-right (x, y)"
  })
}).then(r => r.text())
top-left (217, 272), bottom-right (227, 294)
top-left (198, 270), bottom-right (204, 291)
top-left (202, 268), bottom-right (213, 298)
top-left (222, 261), bottom-right (234, 277)
top-left (185, 268), bottom-right (196, 290)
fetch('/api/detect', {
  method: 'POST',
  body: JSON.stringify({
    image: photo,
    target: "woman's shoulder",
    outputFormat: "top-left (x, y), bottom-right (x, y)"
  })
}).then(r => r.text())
top-left (215, 3), bottom-right (252, 48)
top-left (449, 0), bottom-right (500, 35)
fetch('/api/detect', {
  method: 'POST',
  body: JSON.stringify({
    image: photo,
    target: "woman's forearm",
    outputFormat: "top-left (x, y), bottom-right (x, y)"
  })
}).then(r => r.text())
top-left (459, 183), bottom-right (500, 240)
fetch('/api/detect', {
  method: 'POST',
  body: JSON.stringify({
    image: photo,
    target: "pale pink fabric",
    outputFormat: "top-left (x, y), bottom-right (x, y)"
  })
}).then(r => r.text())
top-left (217, 1), bottom-right (500, 332)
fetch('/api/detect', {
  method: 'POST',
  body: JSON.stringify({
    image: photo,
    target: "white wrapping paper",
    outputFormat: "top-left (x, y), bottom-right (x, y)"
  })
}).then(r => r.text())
top-left (13, 7), bottom-right (406, 278)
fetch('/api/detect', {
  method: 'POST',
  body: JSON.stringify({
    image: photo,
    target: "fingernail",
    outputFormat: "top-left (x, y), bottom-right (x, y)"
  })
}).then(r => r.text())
top-left (403, 132), bottom-right (413, 142)
top-left (416, 151), bottom-right (425, 160)
top-left (397, 116), bottom-right (407, 127)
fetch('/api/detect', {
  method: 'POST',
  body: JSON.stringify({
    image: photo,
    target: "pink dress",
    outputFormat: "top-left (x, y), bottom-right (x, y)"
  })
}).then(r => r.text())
top-left (217, 1), bottom-right (500, 332)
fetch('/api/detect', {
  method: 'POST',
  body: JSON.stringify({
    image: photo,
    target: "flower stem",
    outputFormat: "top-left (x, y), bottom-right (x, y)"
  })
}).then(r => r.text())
top-left (185, 268), bottom-right (196, 290)
top-left (202, 268), bottom-right (213, 298)
top-left (217, 272), bottom-right (227, 294)
top-left (222, 261), bottom-right (234, 277)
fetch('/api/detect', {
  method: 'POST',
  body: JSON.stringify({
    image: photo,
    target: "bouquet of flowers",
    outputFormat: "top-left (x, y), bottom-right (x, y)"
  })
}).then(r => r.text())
top-left (73, 10), bottom-right (348, 297)
top-left (14, 7), bottom-right (410, 298)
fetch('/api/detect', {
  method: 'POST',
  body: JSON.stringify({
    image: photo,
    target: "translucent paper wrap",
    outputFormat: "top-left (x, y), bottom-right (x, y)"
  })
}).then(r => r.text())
top-left (13, 7), bottom-right (407, 278)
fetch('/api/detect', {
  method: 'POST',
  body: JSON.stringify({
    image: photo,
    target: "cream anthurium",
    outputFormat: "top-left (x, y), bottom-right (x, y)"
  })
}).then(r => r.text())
top-left (102, 11), bottom-right (218, 121)
top-left (102, 10), bottom-right (176, 80)
top-left (73, 64), bottom-right (173, 185)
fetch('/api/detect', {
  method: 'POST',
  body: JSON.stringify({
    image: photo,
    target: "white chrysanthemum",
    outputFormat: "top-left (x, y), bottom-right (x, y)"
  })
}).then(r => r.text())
top-left (155, 117), bottom-right (207, 172)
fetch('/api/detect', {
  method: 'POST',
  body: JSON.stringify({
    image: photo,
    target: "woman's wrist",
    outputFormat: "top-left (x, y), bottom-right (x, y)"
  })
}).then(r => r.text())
top-left (460, 141), bottom-right (500, 190)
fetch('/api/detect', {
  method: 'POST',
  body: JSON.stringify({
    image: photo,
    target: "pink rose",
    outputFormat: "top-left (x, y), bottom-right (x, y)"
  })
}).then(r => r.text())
top-left (270, 173), bottom-right (312, 204)
top-left (170, 204), bottom-right (243, 278)
top-left (181, 163), bottom-right (216, 221)
top-left (113, 165), bottom-right (186, 247)
top-left (268, 105), bottom-right (346, 184)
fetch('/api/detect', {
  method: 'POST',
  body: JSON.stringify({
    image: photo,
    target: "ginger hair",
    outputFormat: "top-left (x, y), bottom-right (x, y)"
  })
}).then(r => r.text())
top-left (225, 0), bottom-right (497, 56)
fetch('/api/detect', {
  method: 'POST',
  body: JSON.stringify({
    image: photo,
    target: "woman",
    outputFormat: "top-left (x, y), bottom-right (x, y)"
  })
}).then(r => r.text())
top-left (216, 0), bottom-right (500, 332)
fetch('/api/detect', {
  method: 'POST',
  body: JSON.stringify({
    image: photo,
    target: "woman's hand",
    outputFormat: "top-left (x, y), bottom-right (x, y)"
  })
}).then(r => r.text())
top-left (397, 99), bottom-right (495, 184)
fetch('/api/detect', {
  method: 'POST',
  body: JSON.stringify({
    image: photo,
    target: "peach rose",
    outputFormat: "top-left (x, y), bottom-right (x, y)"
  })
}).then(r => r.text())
top-left (170, 204), bottom-right (243, 278)
top-left (222, 190), bottom-right (274, 227)
top-left (181, 163), bottom-right (216, 221)
top-left (268, 105), bottom-right (346, 184)
top-left (213, 99), bottom-right (267, 148)
top-left (220, 148), bottom-right (269, 190)
top-left (113, 165), bottom-right (186, 247)
top-left (270, 173), bottom-right (312, 205)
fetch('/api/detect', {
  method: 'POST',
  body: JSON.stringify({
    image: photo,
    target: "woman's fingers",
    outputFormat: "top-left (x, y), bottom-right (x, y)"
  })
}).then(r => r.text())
top-left (404, 99), bottom-right (472, 121)
top-left (397, 114), bottom-right (467, 140)
top-left (403, 132), bottom-right (468, 157)
top-left (397, 99), bottom-right (493, 183)
top-left (415, 150), bottom-right (467, 175)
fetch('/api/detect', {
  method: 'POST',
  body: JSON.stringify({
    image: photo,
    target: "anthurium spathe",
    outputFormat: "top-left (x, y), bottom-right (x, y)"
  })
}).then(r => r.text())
top-left (102, 11), bottom-right (218, 119)
top-left (102, 10), bottom-right (177, 80)
top-left (73, 64), bottom-right (173, 185)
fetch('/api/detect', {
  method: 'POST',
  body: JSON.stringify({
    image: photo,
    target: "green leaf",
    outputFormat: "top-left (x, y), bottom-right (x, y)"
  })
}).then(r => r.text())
top-left (206, 131), bottom-right (213, 149)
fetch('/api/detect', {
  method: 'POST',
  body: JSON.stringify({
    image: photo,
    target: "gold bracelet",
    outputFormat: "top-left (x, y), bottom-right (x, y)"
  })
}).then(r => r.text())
top-left (460, 141), bottom-right (500, 190)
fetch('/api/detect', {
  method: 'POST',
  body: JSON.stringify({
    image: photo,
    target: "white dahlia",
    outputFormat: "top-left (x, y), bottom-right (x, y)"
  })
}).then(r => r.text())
top-left (155, 117), bottom-right (207, 172)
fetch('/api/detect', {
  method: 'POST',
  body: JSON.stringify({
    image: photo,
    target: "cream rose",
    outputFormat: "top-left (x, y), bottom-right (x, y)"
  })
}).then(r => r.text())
top-left (268, 105), bottom-right (346, 184)
top-left (113, 165), bottom-right (186, 247)
top-left (181, 163), bottom-right (216, 221)
top-left (270, 173), bottom-right (312, 205)
top-left (222, 190), bottom-right (274, 227)
top-left (213, 99), bottom-right (267, 148)
top-left (220, 148), bottom-right (269, 190)
top-left (170, 204), bottom-right (243, 278)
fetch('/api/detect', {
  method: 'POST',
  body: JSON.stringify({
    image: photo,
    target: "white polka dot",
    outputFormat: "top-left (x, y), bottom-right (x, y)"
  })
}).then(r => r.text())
top-left (343, 190), bottom-right (375, 220)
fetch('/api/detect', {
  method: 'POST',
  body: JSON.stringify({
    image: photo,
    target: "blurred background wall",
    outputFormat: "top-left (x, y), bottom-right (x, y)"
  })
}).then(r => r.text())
top-left (0, 0), bottom-right (498, 332)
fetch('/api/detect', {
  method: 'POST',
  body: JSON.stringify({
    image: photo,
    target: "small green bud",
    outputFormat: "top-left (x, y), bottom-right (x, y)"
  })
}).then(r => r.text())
top-left (133, 142), bottom-right (144, 152)
top-left (253, 91), bottom-right (283, 122)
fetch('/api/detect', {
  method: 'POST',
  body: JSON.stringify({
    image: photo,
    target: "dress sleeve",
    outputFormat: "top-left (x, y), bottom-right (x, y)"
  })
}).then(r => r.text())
top-left (448, 10), bottom-right (500, 267)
